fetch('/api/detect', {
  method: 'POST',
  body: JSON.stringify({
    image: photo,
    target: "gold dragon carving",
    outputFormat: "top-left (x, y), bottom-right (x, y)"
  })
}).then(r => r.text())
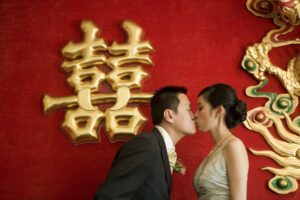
top-left (242, 0), bottom-right (300, 194)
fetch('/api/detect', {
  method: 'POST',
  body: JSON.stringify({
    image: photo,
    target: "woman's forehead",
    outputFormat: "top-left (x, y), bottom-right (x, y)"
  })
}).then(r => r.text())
top-left (197, 95), bottom-right (205, 102)
top-left (197, 95), bottom-right (209, 105)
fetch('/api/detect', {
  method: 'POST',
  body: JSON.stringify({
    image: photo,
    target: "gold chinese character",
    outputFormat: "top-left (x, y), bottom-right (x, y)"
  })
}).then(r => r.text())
top-left (43, 20), bottom-right (154, 145)
top-left (62, 108), bottom-right (104, 145)
top-left (105, 107), bottom-right (146, 141)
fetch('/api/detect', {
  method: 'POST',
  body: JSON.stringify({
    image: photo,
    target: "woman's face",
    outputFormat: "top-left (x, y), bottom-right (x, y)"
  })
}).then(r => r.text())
top-left (195, 95), bottom-right (217, 132)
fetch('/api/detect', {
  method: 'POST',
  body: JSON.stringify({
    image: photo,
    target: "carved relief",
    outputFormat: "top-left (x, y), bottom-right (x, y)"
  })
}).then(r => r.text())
top-left (242, 0), bottom-right (300, 194)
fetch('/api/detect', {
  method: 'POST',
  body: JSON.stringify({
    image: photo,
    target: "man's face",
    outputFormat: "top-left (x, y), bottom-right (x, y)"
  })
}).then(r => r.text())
top-left (172, 93), bottom-right (196, 135)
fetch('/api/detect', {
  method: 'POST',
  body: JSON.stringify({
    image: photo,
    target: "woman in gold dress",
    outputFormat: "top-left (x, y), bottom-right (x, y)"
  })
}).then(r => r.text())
top-left (193, 83), bottom-right (249, 200)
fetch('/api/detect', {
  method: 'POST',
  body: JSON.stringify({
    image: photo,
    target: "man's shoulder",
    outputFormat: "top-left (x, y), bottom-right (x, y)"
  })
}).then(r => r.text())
top-left (125, 129), bottom-right (159, 148)
top-left (131, 130), bottom-right (155, 141)
top-left (139, 130), bottom-right (157, 137)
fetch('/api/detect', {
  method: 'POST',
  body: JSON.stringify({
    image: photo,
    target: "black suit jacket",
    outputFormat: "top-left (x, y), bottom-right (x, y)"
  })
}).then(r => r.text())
top-left (95, 128), bottom-right (172, 200)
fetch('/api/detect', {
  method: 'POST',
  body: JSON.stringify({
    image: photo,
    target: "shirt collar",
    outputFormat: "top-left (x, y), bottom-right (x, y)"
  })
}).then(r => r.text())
top-left (155, 125), bottom-right (175, 150)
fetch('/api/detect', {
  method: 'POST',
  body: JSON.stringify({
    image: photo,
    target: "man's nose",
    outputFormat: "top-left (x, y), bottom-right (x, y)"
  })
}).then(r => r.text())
top-left (191, 112), bottom-right (195, 119)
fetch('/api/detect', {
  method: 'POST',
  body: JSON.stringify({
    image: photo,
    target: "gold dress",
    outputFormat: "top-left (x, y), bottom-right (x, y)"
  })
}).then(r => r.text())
top-left (193, 135), bottom-right (236, 200)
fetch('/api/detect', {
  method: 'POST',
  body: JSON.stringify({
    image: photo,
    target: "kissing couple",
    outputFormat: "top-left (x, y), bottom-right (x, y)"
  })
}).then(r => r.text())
top-left (95, 84), bottom-right (249, 200)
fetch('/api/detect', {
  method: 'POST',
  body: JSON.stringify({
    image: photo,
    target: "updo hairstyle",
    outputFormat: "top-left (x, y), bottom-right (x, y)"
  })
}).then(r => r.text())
top-left (199, 83), bottom-right (247, 129)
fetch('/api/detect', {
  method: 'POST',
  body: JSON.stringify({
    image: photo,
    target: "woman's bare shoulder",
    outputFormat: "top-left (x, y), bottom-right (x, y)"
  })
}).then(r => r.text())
top-left (223, 137), bottom-right (248, 160)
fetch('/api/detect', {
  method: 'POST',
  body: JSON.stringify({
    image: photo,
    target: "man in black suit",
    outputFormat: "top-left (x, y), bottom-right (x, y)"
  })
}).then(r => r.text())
top-left (95, 86), bottom-right (196, 200)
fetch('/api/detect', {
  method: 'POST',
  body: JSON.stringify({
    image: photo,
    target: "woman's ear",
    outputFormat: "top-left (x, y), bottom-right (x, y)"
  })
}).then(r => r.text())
top-left (163, 109), bottom-right (174, 123)
top-left (216, 105), bottom-right (225, 117)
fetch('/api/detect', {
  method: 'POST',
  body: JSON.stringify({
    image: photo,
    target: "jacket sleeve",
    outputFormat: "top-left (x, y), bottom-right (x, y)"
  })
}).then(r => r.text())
top-left (95, 136), bottom-right (155, 200)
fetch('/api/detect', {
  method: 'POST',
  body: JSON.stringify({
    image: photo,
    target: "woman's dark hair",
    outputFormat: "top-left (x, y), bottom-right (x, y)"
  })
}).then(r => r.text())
top-left (151, 86), bottom-right (187, 125)
top-left (198, 83), bottom-right (247, 129)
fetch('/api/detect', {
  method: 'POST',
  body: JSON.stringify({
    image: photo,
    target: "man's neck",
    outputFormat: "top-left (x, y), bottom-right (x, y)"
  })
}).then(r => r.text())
top-left (159, 123), bottom-right (183, 145)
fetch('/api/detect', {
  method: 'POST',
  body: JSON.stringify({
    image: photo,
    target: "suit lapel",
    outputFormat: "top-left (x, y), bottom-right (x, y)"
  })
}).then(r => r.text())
top-left (153, 128), bottom-right (172, 193)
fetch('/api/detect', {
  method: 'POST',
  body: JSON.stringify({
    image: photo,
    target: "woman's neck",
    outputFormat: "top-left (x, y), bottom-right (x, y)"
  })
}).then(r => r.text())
top-left (210, 125), bottom-right (231, 144)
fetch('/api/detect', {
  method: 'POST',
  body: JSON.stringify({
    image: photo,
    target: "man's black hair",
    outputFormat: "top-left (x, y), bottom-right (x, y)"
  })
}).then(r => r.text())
top-left (151, 86), bottom-right (187, 125)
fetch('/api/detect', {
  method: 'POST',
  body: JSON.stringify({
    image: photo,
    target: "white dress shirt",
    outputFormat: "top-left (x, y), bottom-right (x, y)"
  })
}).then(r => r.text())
top-left (155, 125), bottom-right (175, 151)
top-left (155, 125), bottom-right (177, 173)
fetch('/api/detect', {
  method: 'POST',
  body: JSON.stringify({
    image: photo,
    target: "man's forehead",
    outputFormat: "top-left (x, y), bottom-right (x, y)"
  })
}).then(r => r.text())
top-left (178, 93), bottom-right (190, 103)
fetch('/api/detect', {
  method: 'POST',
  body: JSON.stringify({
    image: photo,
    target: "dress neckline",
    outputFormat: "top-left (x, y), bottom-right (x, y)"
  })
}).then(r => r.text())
top-left (201, 133), bottom-right (233, 171)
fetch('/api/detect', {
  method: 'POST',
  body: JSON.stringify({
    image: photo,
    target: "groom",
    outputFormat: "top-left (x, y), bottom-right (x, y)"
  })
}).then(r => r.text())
top-left (95, 86), bottom-right (196, 200)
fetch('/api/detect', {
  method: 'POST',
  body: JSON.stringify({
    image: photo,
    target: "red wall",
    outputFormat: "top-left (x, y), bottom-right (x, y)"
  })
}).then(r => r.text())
top-left (0, 0), bottom-right (299, 199)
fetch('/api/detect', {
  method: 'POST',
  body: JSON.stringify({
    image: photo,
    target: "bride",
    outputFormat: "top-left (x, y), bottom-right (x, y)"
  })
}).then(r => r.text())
top-left (193, 83), bottom-right (249, 200)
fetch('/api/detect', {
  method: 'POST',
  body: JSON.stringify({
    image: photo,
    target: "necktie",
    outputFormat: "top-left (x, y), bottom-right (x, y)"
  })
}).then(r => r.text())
top-left (167, 149), bottom-right (177, 173)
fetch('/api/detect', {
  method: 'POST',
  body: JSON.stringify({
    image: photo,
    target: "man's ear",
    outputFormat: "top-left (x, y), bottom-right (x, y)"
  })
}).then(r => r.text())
top-left (163, 109), bottom-right (174, 123)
